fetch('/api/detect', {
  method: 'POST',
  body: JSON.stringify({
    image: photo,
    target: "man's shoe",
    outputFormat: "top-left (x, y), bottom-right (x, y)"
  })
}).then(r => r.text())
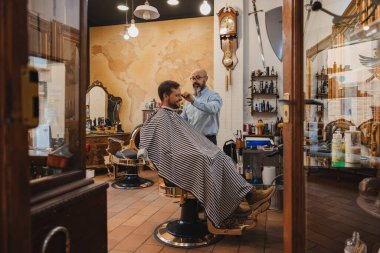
top-left (246, 186), bottom-right (275, 210)
top-left (233, 203), bottom-right (252, 216)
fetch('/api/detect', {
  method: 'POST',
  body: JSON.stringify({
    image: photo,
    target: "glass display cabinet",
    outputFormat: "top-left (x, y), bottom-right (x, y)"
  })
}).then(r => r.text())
top-left (304, 0), bottom-right (380, 252)
top-left (26, 0), bottom-right (108, 252)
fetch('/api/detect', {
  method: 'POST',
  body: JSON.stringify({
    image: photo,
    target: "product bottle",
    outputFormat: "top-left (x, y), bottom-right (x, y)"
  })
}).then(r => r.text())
top-left (344, 232), bottom-right (367, 253)
top-left (345, 126), bottom-right (361, 164)
top-left (237, 155), bottom-right (244, 176)
top-left (271, 66), bottom-right (275, 76)
top-left (332, 131), bottom-right (345, 166)
top-left (245, 165), bottom-right (253, 182)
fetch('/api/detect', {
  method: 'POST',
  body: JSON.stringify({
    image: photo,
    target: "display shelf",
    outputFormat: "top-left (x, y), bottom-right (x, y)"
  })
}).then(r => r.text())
top-left (251, 75), bottom-right (278, 81)
top-left (251, 93), bottom-right (279, 98)
top-left (248, 71), bottom-right (279, 117)
top-left (251, 111), bottom-right (278, 114)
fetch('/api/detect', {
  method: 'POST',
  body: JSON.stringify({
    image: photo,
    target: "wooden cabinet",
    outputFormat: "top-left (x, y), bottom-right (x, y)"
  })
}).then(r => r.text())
top-left (28, 13), bottom-right (51, 58)
top-left (51, 20), bottom-right (79, 62)
top-left (86, 133), bottom-right (130, 169)
top-left (31, 175), bottom-right (108, 253)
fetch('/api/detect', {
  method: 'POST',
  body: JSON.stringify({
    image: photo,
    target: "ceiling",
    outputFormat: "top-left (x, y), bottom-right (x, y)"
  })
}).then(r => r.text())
top-left (88, 0), bottom-right (215, 27)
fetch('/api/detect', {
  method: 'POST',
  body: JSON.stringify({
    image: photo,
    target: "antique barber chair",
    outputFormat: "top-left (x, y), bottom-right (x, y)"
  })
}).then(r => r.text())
top-left (106, 124), bottom-right (153, 189)
top-left (154, 179), bottom-right (273, 248)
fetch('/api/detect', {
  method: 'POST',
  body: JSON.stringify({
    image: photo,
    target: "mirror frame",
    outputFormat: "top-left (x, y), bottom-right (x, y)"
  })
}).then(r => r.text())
top-left (87, 80), bottom-right (122, 124)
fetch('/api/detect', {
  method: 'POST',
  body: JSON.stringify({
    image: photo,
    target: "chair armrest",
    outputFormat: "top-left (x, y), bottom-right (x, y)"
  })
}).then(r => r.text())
top-left (108, 137), bottom-right (125, 145)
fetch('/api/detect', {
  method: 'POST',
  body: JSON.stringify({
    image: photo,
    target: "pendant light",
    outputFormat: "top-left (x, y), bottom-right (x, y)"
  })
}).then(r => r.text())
top-left (200, 0), bottom-right (211, 15)
top-left (121, 1), bottom-right (130, 40)
top-left (127, 0), bottom-right (139, 37)
top-left (134, 0), bottom-right (160, 20)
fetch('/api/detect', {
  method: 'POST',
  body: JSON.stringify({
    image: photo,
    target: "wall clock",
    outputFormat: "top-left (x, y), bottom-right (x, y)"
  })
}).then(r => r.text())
top-left (218, 5), bottom-right (239, 91)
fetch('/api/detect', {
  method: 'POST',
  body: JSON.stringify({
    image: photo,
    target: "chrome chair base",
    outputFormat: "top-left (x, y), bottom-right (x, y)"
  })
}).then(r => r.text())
top-left (111, 164), bottom-right (154, 190)
top-left (154, 220), bottom-right (222, 248)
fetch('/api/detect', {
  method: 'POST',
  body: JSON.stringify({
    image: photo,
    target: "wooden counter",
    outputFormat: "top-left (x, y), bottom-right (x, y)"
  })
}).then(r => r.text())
top-left (86, 132), bottom-right (130, 169)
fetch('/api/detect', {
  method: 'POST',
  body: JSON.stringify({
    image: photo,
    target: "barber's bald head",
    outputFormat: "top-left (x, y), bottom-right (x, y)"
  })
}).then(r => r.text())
top-left (190, 68), bottom-right (208, 92)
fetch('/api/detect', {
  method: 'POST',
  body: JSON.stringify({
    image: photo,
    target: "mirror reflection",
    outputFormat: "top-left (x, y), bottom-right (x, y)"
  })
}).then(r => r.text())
top-left (86, 80), bottom-right (122, 133)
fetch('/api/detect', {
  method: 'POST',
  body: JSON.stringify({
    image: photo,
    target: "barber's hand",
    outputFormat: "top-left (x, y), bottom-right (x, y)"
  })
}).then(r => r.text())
top-left (181, 92), bottom-right (195, 103)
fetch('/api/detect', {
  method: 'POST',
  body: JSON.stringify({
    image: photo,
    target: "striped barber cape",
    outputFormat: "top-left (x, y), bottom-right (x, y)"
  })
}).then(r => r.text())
top-left (140, 107), bottom-right (253, 227)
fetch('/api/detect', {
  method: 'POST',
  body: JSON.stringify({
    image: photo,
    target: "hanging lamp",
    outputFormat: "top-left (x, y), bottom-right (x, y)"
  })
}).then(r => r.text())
top-left (134, 0), bottom-right (160, 20)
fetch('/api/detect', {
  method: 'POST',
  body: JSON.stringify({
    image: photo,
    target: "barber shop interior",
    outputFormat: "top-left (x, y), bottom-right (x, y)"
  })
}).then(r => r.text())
top-left (2, 0), bottom-right (380, 252)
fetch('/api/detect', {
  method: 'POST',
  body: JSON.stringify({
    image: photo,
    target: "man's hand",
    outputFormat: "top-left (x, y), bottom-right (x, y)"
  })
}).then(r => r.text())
top-left (181, 92), bottom-right (195, 103)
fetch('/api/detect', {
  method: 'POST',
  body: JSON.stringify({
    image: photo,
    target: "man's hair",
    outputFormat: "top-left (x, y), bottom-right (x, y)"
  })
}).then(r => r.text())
top-left (158, 80), bottom-right (180, 101)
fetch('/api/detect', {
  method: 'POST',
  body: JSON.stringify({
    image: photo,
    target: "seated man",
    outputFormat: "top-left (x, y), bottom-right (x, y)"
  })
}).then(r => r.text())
top-left (139, 80), bottom-right (274, 227)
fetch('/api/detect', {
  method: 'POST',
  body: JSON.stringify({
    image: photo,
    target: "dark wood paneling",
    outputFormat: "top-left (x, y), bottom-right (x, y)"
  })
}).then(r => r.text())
top-left (282, 0), bottom-right (305, 252)
top-left (28, 13), bottom-right (51, 58)
top-left (0, 0), bottom-right (31, 253)
top-left (31, 182), bottom-right (108, 253)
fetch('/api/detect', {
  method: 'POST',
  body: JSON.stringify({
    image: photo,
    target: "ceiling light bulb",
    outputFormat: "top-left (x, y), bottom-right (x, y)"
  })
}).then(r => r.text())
top-left (200, 0), bottom-right (211, 15)
top-left (117, 4), bottom-right (129, 11)
top-left (123, 32), bottom-right (130, 40)
top-left (167, 0), bottom-right (179, 5)
top-left (143, 10), bottom-right (151, 19)
top-left (128, 21), bottom-right (139, 38)
top-left (363, 25), bottom-right (370, 31)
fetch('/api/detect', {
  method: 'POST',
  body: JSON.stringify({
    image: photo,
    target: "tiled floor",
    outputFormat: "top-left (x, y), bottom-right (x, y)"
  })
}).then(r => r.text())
top-left (94, 170), bottom-right (284, 253)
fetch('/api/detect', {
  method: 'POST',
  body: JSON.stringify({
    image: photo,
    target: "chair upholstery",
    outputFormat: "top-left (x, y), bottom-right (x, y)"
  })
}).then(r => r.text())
top-left (106, 124), bottom-right (153, 189)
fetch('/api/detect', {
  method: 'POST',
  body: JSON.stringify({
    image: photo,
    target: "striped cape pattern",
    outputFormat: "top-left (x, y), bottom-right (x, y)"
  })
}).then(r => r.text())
top-left (140, 107), bottom-right (253, 227)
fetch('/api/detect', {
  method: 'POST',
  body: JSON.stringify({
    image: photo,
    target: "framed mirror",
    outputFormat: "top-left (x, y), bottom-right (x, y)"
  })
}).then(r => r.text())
top-left (86, 80), bottom-right (122, 127)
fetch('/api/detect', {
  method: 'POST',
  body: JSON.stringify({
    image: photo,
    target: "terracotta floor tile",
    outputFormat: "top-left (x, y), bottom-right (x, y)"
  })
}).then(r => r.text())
top-left (128, 200), bottom-right (152, 209)
top-left (108, 225), bottom-right (136, 241)
top-left (186, 244), bottom-right (215, 252)
top-left (135, 244), bottom-right (163, 253)
top-left (109, 249), bottom-right (134, 253)
top-left (95, 172), bottom-right (285, 253)
top-left (133, 221), bottom-right (158, 236)
top-left (160, 246), bottom-right (188, 253)
top-left (113, 233), bottom-right (150, 252)
top-left (149, 211), bottom-right (175, 223)
top-left (109, 203), bottom-right (129, 213)
top-left (108, 238), bottom-right (119, 251)
top-left (113, 207), bottom-right (140, 220)
top-left (144, 235), bottom-right (163, 246)
top-left (108, 217), bottom-right (128, 231)
top-left (108, 211), bottom-right (118, 219)
top-left (139, 205), bottom-right (160, 216)
top-left (122, 214), bottom-right (150, 227)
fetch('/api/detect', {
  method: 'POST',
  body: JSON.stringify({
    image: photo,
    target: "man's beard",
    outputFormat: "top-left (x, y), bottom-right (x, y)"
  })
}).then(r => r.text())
top-left (169, 101), bottom-right (180, 109)
top-left (193, 83), bottom-right (201, 96)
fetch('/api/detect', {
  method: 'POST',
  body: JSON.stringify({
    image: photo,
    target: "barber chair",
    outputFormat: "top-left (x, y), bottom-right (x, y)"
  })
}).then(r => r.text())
top-left (154, 179), bottom-right (222, 248)
top-left (106, 124), bottom-right (153, 189)
top-left (154, 179), bottom-right (272, 248)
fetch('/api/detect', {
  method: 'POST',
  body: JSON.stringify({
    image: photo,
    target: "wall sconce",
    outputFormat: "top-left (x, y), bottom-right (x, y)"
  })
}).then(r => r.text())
top-left (200, 0), bottom-right (211, 15)
top-left (134, 0), bottom-right (160, 20)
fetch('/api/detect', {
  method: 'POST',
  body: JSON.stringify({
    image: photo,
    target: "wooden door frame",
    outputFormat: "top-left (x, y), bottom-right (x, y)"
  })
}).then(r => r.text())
top-left (0, 0), bottom-right (31, 252)
top-left (282, 0), bottom-right (305, 252)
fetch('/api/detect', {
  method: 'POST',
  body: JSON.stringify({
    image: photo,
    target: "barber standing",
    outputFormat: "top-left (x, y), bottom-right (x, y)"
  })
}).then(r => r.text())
top-left (181, 68), bottom-right (222, 145)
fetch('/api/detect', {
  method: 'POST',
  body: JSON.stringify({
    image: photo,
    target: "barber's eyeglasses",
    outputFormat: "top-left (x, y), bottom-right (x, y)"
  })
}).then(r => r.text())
top-left (190, 75), bottom-right (207, 81)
